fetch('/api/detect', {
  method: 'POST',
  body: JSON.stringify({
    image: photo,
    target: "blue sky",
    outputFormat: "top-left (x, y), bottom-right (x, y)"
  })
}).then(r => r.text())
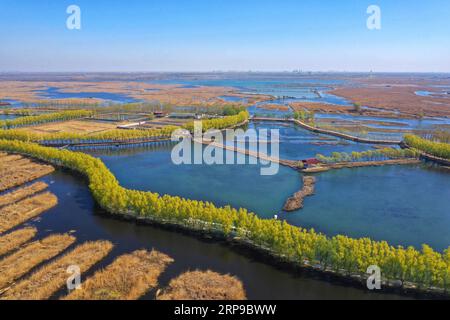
top-left (0, 0), bottom-right (449, 72)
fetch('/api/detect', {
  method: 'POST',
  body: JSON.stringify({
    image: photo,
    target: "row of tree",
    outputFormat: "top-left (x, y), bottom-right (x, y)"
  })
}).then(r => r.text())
top-left (0, 111), bottom-right (250, 145)
top-left (404, 134), bottom-right (450, 160)
top-left (0, 110), bottom-right (94, 129)
top-left (0, 138), bottom-right (449, 290)
top-left (316, 148), bottom-right (420, 164)
top-left (183, 111), bottom-right (249, 132)
top-left (0, 126), bottom-right (179, 145)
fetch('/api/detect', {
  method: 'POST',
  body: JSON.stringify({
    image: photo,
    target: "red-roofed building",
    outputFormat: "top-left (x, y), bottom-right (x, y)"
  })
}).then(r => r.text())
top-left (302, 158), bottom-right (320, 167)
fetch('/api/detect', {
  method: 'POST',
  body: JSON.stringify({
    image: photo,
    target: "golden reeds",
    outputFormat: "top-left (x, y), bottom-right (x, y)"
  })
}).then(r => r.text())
top-left (0, 161), bottom-right (54, 192)
top-left (1, 241), bottom-right (113, 300)
top-left (0, 192), bottom-right (58, 233)
top-left (64, 250), bottom-right (174, 300)
top-left (157, 270), bottom-right (247, 300)
top-left (0, 182), bottom-right (48, 208)
top-left (0, 234), bottom-right (75, 291)
top-left (0, 227), bottom-right (37, 256)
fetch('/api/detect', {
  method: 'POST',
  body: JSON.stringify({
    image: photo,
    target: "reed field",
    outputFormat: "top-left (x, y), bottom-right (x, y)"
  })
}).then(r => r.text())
top-left (0, 192), bottom-right (58, 233)
top-left (0, 156), bottom-right (54, 192)
top-left (64, 250), bottom-right (174, 300)
top-left (1, 241), bottom-right (113, 300)
top-left (0, 227), bottom-right (37, 256)
top-left (0, 182), bottom-right (48, 207)
top-left (157, 270), bottom-right (247, 300)
top-left (0, 234), bottom-right (75, 292)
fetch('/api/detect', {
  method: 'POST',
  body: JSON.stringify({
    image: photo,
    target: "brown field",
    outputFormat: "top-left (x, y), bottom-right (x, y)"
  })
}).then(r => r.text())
top-left (0, 228), bottom-right (37, 257)
top-left (0, 182), bottom-right (48, 208)
top-left (0, 154), bottom-right (55, 192)
top-left (0, 234), bottom-right (75, 291)
top-left (20, 120), bottom-right (119, 135)
top-left (0, 81), bottom-right (270, 107)
top-left (64, 250), bottom-right (174, 300)
top-left (157, 270), bottom-right (246, 300)
top-left (0, 192), bottom-right (58, 233)
top-left (0, 154), bottom-right (24, 163)
top-left (331, 84), bottom-right (450, 118)
top-left (1, 241), bottom-right (113, 300)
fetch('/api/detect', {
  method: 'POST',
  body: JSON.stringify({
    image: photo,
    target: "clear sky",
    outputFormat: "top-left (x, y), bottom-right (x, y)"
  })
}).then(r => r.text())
top-left (0, 0), bottom-right (449, 72)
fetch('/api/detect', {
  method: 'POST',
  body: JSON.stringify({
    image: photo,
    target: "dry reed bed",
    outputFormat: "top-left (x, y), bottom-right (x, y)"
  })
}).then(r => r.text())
top-left (0, 154), bottom-right (24, 163)
top-left (0, 182), bottom-right (48, 208)
top-left (0, 227), bottom-right (37, 256)
top-left (0, 160), bottom-right (55, 192)
top-left (0, 234), bottom-right (75, 291)
top-left (1, 241), bottom-right (113, 300)
top-left (0, 192), bottom-right (58, 233)
top-left (64, 250), bottom-right (174, 300)
top-left (157, 270), bottom-right (247, 300)
top-left (0, 158), bottom-right (38, 171)
top-left (283, 176), bottom-right (316, 212)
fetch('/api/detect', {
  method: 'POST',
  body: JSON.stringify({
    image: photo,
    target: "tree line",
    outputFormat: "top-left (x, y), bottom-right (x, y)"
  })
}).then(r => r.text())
top-left (183, 111), bottom-right (249, 132)
top-left (404, 134), bottom-right (450, 160)
top-left (0, 110), bottom-right (94, 129)
top-left (0, 138), bottom-right (449, 291)
top-left (316, 148), bottom-right (420, 164)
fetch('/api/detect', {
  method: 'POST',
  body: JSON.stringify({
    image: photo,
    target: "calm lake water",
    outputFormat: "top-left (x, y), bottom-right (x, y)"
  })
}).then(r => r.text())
top-left (14, 170), bottom-right (409, 300)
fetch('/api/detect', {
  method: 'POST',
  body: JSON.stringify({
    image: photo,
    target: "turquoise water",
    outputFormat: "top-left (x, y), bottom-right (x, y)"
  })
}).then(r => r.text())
top-left (288, 165), bottom-right (450, 251)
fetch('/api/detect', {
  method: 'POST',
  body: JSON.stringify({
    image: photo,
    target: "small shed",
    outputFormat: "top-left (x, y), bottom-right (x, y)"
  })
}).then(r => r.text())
top-left (302, 158), bottom-right (320, 168)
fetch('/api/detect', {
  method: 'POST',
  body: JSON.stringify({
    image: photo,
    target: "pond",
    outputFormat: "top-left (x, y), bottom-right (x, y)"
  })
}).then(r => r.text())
top-left (12, 170), bottom-right (409, 300)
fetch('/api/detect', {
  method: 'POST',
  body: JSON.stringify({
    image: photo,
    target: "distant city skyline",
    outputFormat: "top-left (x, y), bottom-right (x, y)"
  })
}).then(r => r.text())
top-left (1, 0), bottom-right (449, 72)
